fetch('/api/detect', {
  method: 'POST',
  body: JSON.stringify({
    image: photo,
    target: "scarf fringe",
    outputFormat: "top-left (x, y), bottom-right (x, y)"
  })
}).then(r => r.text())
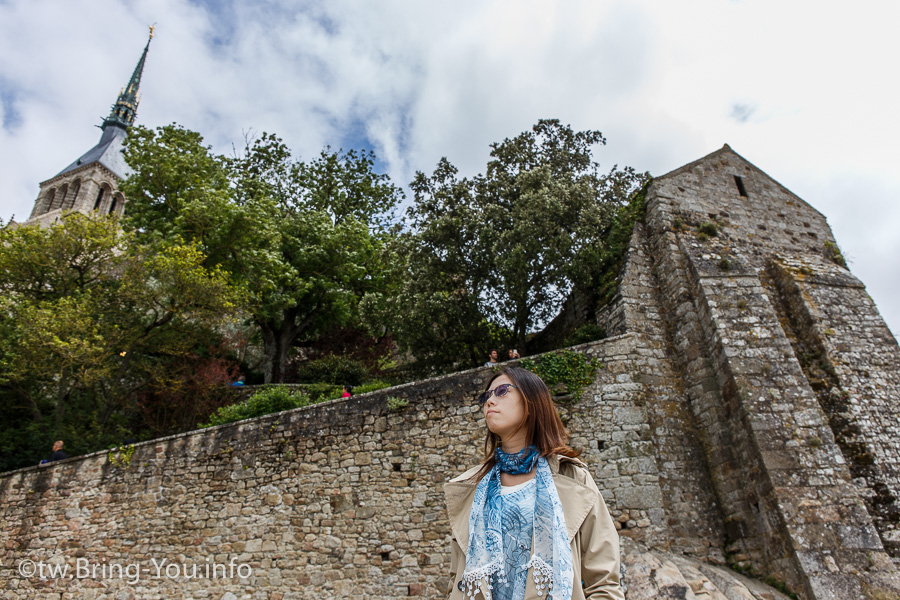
top-left (461, 560), bottom-right (502, 598)
top-left (524, 555), bottom-right (554, 597)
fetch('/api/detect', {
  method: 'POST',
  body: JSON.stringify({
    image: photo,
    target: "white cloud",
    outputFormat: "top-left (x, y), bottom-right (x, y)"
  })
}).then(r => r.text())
top-left (1, 0), bottom-right (898, 336)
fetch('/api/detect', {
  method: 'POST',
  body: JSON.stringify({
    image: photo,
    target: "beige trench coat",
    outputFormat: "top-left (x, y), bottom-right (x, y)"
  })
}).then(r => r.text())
top-left (443, 455), bottom-right (625, 600)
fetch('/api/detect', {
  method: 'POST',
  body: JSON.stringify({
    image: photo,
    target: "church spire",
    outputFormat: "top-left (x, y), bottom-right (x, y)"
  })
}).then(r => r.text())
top-left (103, 26), bottom-right (154, 130)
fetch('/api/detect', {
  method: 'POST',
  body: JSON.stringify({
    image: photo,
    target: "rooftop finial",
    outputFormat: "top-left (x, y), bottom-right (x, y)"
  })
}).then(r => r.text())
top-left (149, 24), bottom-right (155, 40)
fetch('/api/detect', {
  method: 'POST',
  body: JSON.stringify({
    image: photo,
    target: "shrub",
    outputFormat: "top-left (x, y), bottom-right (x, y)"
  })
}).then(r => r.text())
top-left (355, 380), bottom-right (392, 395)
top-left (201, 386), bottom-right (310, 427)
top-left (294, 355), bottom-right (368, 386)
top-left (520, 350), bottom-right (601, 403)
top-left (824, 240), bottom-right (847, 268)
top-left (717, 257), bottom-right (732, 271)
top-left (386, 396), bottom-right (408, 411)
top-left (136, 354), bottom-right (240, 437)
top-left (698, 221), bottom-right (718, 237)
top-left (564, 324), bottom-right (607, 347)
top-left (304, 383), bottom-right (343, 402)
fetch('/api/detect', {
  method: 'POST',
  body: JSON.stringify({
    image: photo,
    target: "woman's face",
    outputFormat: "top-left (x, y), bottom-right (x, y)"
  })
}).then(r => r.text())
top-left (482, 374), bottom-right (526, 441)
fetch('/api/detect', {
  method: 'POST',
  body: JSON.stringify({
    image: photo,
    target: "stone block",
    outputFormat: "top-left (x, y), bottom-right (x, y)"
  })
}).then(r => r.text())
top-left (615, 486), bottom-right (663, 510)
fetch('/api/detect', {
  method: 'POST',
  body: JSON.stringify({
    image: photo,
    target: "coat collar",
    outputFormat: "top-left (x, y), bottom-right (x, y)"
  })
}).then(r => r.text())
top-left (443, 455), bottom-right (594, 553)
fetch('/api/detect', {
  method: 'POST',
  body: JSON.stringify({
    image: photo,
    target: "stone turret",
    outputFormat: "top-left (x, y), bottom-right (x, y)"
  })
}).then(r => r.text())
top-left (20, 29), bottom-right (153, 227)
top-left (600, 144), bottom-right (900, 597)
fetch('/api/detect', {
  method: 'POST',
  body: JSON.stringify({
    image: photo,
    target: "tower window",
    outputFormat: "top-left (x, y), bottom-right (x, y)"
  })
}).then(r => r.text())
top-left (53, 184), bottom-right (68, 211)
top-left (65, 180), bottom-right (81, 210)
top-left (43, 189), bottom-right (56, 214)
top-left (108, 198), bottom-right (118, 215)
top-left (93, 188), bottom-right (105, 210)
top-left (733, 175), bottom-right (748, 197)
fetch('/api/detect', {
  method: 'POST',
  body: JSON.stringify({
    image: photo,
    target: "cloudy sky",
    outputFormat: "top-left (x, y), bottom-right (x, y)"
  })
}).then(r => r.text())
top-left (1, 0), bottom-right (898, 335)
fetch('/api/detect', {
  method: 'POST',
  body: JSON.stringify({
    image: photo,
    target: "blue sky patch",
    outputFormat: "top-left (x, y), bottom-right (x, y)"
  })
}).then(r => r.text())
top-left (0, 78), bottom-right (23, 131)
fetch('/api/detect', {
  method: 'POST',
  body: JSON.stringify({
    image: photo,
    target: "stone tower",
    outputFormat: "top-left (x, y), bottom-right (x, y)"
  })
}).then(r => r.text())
top-left (20, 30), bottom-right (152, 227)
top-left (607, 144), bottom-right (900, 597)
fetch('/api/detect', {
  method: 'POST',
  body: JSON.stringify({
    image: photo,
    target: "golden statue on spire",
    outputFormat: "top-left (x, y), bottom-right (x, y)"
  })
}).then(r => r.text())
top-left (149, 24), bottom-right (156, 40)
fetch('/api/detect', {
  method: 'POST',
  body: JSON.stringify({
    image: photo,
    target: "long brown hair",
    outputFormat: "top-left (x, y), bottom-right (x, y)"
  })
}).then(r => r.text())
top-left (475, 366), bottom-right (579, 480)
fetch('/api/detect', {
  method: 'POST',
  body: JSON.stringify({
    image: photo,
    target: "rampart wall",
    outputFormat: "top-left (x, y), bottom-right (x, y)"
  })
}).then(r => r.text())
top-left (1, 335), bottom-right (707, 599)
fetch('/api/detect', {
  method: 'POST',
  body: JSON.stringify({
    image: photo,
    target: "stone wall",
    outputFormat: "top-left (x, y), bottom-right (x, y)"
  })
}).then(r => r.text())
top-left (1, 337), bottom-right (699, 599)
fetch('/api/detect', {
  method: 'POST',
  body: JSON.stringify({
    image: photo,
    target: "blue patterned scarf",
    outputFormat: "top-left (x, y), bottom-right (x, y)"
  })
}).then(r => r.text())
top-left (461, 446), bottom-right (573, 600)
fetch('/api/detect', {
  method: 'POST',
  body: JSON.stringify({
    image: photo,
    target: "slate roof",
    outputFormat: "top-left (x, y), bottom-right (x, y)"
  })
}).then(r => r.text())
top-left (54, 123), bottom-right (132, 180)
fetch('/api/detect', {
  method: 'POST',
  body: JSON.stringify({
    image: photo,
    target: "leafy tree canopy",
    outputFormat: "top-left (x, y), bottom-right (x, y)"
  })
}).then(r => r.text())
top-left (362, 119), bottom-right (648, 373)
top-left (0, 214), bottom-right (241, 472)
top-left (121, 125), bottom-right (403, 383)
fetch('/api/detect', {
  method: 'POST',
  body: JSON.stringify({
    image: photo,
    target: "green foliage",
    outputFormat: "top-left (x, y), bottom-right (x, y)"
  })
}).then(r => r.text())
top-left (122, 126), bottom-right (402, 384)
top-left (354, 380), bottom-right (392, 394)
top-left (718, 257), bottom-right (732, 271)
top-left (698, 221), bottom-right (719, 237)
top-left (0, 214), bottom-right (243, 471)
top-left (363, 120), bottom-right (648, 373)
top-left (590, 182), bottom-right (649, 307)
top-left (520, 350), bottom-right (601, 402)
top-left (107, 444), bottom-right (136, 468)
top-left (824, 240), bottom-right (848, 268)
top-left (302, 383), bottom-right (343, 402)
top-left (360, 160), bottom-right (498, 375)
top-left (386, 396), bottom-right (408, 411)
top-left (564, 324), bottom-right (607, 347)
top-left (201, 386), bottom-right (311, 427)
top-left (294, 355), bottom-right (368, 386)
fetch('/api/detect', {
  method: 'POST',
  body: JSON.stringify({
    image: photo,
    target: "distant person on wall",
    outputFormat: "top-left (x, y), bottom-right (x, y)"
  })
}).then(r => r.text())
top-left (484, 349), bottom-right (500, 367)
top-left (507, 348), bottom-right (520, 361)
top-left (444, 367), bottom-right (624, 600)
top-left (42, 440), bottom-right (68, 464)
top-left (342, 385), bottom-right (353, 398)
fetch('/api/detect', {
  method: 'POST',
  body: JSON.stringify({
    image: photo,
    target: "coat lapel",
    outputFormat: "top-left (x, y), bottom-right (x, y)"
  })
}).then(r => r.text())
top-left (444, 465), bottom-right (481, 551)
top-left (547, 455), bottom-right (595, 543)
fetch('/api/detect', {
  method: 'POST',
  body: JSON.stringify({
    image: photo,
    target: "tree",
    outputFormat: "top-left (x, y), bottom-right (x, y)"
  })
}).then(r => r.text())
top-left (360, 158), bottom-right (498, 373)
top-left (121, 126), bottom-right (402, 383)
top-left (477, 119), bottom-right (647, 350)
top-left (233, 135), bottom-right (402, 382)
top-left (119, 124), bottom-right (276, 276)
top-left (370, 120), bottom-right (647, 371)
top-left (0, 215), bottom-right (242, 471)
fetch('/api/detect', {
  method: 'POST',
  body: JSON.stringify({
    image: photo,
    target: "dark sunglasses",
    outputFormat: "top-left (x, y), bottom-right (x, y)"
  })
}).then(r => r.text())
top-left (476, 383), bottom-right (518, 406)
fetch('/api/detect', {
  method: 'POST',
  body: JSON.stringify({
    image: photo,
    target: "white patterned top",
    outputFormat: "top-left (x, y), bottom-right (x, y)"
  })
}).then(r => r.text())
top-left (493, 479), bottom-right (536, 600)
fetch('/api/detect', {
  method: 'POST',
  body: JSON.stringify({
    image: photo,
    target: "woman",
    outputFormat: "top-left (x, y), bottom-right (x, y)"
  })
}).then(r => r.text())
top-left (444, 367), bottom-right (624, 600)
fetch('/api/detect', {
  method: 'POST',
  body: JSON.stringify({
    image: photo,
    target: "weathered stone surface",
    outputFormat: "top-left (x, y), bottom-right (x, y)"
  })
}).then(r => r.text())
top-left (622, 540), bottom-right (791, 600)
